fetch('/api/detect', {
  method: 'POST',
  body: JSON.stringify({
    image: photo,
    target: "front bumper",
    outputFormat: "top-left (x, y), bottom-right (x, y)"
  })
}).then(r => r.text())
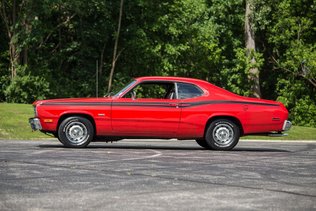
top-left (29, 118), bottom-right (42, 131)
top-left (282, 120), bottom-right (292, 131)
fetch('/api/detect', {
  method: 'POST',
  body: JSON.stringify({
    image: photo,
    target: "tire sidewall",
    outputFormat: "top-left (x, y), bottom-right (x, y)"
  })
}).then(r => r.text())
top-left (195, 139), bottom-right (210, 149)
top-left (58, 116), bottom-right (94, 148)
top-left (205, 119), bottom-right (240, 150)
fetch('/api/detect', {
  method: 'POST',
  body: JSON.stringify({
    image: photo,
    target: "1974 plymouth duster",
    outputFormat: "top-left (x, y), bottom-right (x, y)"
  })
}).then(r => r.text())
top-left (29, 76), bottom-right (291, 150)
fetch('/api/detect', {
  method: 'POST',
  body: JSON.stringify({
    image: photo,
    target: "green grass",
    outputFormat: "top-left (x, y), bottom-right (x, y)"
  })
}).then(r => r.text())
top-left (0, 103), bottom-right (315, 140)
top-left (0, 103), bottom-right (48, 139)
top-left (242, 126), bottom-right (316, 140)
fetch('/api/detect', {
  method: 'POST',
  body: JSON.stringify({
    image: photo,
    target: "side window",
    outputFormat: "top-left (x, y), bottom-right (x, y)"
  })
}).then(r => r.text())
top-left (123, 82), bottom-right (176, 99)
top-left (177, 83), bottom-right (203, 99)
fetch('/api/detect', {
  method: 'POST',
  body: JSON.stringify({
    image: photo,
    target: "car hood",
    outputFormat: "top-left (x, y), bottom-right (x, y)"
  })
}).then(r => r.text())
top-left (33, 97), bottom-right (113, 106)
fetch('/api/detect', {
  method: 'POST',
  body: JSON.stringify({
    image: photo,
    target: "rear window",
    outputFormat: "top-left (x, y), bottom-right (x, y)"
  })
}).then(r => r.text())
top-left (177, 83), bottom-right (203, 99)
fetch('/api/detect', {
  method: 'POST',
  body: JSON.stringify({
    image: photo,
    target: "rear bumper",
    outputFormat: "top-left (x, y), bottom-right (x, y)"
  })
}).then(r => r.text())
top-left (282, 120), bottom-right (292, 131)
top-left (29, 118), bottom-right (42, 131)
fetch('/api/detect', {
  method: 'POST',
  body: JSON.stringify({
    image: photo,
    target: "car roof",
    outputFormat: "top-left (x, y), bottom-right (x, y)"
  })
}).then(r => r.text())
top-left (135, 76), bottom-right (239, 97)
top-left (135, 76), bottom-right (210, 86)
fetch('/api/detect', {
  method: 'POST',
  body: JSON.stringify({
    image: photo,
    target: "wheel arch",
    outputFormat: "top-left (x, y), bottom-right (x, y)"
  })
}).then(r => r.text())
top-left (57, 113), bottom-right (96, 136)
top-left (205, 115), bottom-right (244, 137)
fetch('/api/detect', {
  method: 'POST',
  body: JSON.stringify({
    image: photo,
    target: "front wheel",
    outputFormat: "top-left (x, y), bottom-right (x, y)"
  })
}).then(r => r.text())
top-left (195, 139), bottom-right (210, 149)
top-left (205, 119), bottom-right (240, 150)
top-left (58, 116), bottom-right (94, 148)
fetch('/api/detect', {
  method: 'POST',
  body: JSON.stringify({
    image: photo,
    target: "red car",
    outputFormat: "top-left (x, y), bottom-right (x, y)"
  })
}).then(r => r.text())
top-left (29, 76), bottom-right (291, 150)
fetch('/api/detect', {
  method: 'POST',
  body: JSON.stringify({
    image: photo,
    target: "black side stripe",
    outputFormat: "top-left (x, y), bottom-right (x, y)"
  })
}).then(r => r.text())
top-left (113, 102), bottom-right (171, 107)
top-left (42, 100), bottom-right (279, 108)
top-left (184, 100), bottom-right (279, 107)
top-left (42, 102), bottom-right (112, 106)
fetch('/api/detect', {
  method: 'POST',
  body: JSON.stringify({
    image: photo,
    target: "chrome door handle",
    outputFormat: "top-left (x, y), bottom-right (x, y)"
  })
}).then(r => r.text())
top-left (169, 103), bottom-right (179, 108)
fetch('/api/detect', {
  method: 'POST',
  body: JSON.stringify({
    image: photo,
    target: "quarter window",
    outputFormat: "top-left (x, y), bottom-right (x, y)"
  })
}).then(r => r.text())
top-left (177, 83), bottom-right (203, 99)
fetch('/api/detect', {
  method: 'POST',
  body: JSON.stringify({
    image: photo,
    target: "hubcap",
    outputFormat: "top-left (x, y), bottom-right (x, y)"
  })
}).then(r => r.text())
top-left (212, 123), bottom-right (234, 147)
top-left (65, 122), bottom-right (88, 145)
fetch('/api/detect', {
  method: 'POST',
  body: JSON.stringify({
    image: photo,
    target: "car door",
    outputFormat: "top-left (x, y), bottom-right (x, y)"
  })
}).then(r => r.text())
top-left (111, 81), bottom-right (181, 137)
top-left (176, 82), bottom-right (207, 138)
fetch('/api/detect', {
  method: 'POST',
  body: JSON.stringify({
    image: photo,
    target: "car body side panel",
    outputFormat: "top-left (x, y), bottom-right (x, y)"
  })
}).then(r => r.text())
top-left (111, 98), bottom-right (181, 137)
top-left (178, 102), bottom-right (246, 138)
top-left (244, 104), bottom-right (288, 133)
top-left (177, 96), bottom-right (288, 138)
top-left (31, 76), bottom-right (290, 140)
top-left (36, 100), bottom-right (112, 135)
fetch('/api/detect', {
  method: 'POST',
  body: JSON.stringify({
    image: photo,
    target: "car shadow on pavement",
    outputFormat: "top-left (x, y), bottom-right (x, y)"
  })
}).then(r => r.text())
top-left (37, 144), bottom-right (290, 152)
top-left (233, 148), bottom-right (290, 152)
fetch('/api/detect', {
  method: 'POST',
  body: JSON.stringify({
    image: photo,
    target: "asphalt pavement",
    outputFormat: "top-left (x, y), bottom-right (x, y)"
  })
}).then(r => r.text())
top-left (0, 139), bottom-right (315, 210)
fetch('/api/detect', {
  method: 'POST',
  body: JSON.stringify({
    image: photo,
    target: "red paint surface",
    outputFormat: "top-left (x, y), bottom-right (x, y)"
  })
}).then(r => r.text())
top-left (33, 76), bottom-right (289, 138)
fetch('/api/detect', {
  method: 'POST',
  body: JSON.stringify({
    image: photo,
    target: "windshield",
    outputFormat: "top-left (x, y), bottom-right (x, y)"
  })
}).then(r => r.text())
top-left (113, 80), bottom-right (136, 97)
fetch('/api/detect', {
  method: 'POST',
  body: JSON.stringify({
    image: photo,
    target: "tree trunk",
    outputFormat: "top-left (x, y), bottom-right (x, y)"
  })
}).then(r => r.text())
top-left (1, 0), bottom-right (19, 79)
top-left (22, 16), bottom-right (29, 65)
top-left (99, 42), bottom-right (106, 75)
top-left (11, 0), bottom-right (19, 78)
top-left (245, 0), bottom-right (261, 98)
top-left (107, 0), bottom-right (124, 94)
top-left (9, 41), bottom-right (18, 78)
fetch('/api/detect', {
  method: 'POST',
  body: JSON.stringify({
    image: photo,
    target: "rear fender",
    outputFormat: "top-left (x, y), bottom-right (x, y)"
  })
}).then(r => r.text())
top-left (205, 114), bottom-right (244, 136)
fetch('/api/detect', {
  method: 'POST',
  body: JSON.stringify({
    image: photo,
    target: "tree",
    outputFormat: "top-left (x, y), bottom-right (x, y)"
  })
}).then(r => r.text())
top-left (267, 0), bottom-right (316, 126)
top-left (117, 0), bottom-right (221, 82)
top-left (0, 0), bottom-right (315, 127)
top-left (245, 0), bottom-right (261, 98)
top-left (108, 0), bottom-right (124, 93)
top-left (0, 0), bottom-right (20, 79)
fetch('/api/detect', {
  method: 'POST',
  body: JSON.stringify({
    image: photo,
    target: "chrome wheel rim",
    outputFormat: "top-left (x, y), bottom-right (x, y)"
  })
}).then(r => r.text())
top-left (212, 123), bottom-right (234, 147)
top-left (65, 122), bottom-right (89, 145)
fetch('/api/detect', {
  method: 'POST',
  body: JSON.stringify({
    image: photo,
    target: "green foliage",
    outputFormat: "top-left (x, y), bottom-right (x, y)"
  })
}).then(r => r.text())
top-left (4, 66), bottom-right (51, 103)
top-left (291, 97), bottom-right (316, 127)
top-left (0, 54), bottom-right (10, 102)
top-left (267, 0), bottom-right (316, 127)
top-left (0, 72), bottom-right (10, 102)
top-left (0, 0), bottom-right (315, 127)
top-left (223, 48), bottom-right (263, 96)
top-left (276, 79), bottom-right (316, 127)
top-left (120, 0), bottom-right (222, 82)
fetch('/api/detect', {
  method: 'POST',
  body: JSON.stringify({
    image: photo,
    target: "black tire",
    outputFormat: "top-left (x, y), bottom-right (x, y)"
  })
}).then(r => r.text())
top-left (195, 139), bottom-right (211, 149)
top-left (205, 119), bottom-right (240, 150)
top-left (57, 136), bottom-right (65, 145)
top-left (58, 116), bottom-right (94, 148)
top-left (55, 132), bottom-right (65, 145)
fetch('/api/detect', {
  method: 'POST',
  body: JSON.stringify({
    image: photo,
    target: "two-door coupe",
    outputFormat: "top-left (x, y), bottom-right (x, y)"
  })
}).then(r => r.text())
top-left (29, 76), bottom-right (291, 150)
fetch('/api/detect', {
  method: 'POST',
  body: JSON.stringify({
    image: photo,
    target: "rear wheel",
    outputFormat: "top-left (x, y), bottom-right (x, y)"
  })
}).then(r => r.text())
top-left (58, 116), bottom-right (94, 148)
top-left (205, 119), bottom-right (240, 150)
